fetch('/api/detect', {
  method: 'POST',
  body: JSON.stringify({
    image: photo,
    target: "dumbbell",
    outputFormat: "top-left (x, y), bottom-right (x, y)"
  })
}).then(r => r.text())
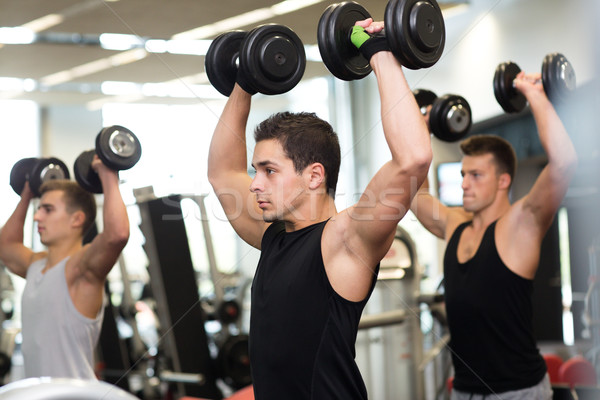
top-left (216, 334), bottom-right (251, 390)
top-left (216, 299), bottom-right (241, 325)
top-left (205, 24), bottom-right (306, 96)
top-left (74, 125), bottom-right (142, 193)
top-left (413, 89), bottom-right (472, 142)
top-left (10, 157), bottom-right (70, 197)
top-left (494, 52), bottom-right (576, 113)
top-left (317, 0), bottom-right (445, 81)
top-left (0, 351), bottom-right (11, 379)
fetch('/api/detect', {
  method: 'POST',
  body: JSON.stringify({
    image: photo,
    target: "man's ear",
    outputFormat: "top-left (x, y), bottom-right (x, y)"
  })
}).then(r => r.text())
top-left (70, 210), bottom-right (86, 230)
top-left (498, 172), bottom-right (511, 190)
top-left (306, 162), bottom-right (326, 191)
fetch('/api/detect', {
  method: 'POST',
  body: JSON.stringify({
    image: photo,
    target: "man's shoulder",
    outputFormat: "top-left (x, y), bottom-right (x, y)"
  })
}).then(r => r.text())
top-left (28, 252), bottom-right (47, 269)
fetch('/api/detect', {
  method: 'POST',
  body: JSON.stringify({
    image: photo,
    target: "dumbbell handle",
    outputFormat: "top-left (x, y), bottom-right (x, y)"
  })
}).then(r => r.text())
top-left (511, 77), bottom-right (542, 88)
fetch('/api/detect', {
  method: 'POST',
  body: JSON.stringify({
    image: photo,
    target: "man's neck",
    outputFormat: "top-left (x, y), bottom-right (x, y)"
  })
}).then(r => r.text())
top-left (471, 196), bottom-right (511, 231)
top-left (284, 195), bottom-right (337, 232)
top-left (44, 239), bottom-right (82, 271)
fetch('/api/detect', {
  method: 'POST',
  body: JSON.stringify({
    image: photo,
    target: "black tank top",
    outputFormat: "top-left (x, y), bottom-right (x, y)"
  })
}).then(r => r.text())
top-left (249, 220), bottom-right (378, 400)
top-left (444, 221), bottom-right (547, 394)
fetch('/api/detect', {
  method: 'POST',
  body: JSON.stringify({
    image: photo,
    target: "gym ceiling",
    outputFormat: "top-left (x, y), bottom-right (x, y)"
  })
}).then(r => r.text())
top-left (0, 0), bottom-right (465, 107)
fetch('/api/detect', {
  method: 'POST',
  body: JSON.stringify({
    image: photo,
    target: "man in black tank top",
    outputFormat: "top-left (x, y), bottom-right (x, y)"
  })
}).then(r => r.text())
top-left (208, 19), bottom-right (433, 399)
top-left (410, 70), bottom-right (577, 399)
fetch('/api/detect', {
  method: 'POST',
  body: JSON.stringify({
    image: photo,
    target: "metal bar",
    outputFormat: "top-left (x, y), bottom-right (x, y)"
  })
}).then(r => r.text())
top-left (160, 371), bottom-right (205, 385)
top-left (186, 195), bottom-right (224, 305)
top-left (117, 254), bottom-right (147, 358)
top-left (137, 201), bottom-right (185, 396)
top-left (358, 309), bottom-right (407, 330)
top-left (418, 333), bottom-right (451, 371)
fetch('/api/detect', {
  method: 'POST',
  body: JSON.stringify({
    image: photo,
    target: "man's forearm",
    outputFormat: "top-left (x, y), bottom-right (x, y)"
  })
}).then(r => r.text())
top-left (530, 98), bottom-right (577, 171)
top-left (0, 196), bottom-right (31, 246)
top-left (208, 86), bottom-right (252, 182)
top-left (371, 52), bottom-right (432, 172)
top-left (99, 171), bottom-right (129, 244)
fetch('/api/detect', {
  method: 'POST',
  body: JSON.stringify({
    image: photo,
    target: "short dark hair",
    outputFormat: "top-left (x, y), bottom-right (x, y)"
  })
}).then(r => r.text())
top-left (460, 135), bottom-right (517, 185)
top-left (39, 180), bottom-right (97, 237)
top-left (254, 112), bottom-right (341, 197)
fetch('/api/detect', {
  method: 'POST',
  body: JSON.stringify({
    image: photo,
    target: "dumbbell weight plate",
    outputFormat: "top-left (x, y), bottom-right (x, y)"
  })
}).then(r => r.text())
top-left (74, 150), bottom-right (103, 194)
top-left (239, 24), bottom-right (306, 95)
top-left (493, 61), bottom-right (526, 114)
top-left (317, 1), bottom-right (372, 81)
top-left (0, 351), bottom-right (11, 379)
top-left (217, 334), bottom-right (251, 389)
top-left (542, 52), bottom-right (576, 105)
top-left (385, 0), bottom-right (445, 70)
top-left (413, 88), bottom-right (438, 114)
top-left (205, 31), bottom-right (247, 97)
top-left (29, 157), bottom-right (71, 198)
top-left (429, 94), bottom-right (472, 142)
top-left (10, 157), bottom-right (38, 195)
top-left (217, 299), bottom-right (241, 324)
top-left (95, 125), bottom-right (142, 171)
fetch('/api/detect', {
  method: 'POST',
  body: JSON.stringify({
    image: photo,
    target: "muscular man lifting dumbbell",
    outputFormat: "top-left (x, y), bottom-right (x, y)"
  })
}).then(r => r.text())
top-left (410, 62), bottom-right (578, 399)
top-left (0, 136), bottom-right (131, 379)
top-left (208, 9), bottom-right (435, 398)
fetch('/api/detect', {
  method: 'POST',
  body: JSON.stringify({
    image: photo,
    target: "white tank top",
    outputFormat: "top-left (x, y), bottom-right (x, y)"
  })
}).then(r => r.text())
top-left (21, 257), bottom-right (104, 379)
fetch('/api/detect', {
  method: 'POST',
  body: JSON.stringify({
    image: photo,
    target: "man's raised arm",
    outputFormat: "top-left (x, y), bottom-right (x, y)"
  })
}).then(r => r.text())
top-left (517, 72), bottom-right (578, 229)
top-left (345, 46), bottom-right (432, 264)
top-left (0, 184), bottom-right (39, 278)
top-left (79, 159), bottom-right (129, 283)
top-left (501, 72), bottom-right (577, 279)
top-left (410, 176), bottom-right (470, 241)
top-left (208, 85), bottom-right (266, 249)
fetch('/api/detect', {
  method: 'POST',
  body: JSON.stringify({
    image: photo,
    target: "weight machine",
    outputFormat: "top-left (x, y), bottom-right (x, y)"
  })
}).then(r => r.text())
top-left (356, 225), bottom-right (451, 400)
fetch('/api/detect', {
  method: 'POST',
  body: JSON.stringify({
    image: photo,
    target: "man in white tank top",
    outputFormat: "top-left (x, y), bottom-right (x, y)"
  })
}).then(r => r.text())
top-left (0, 155), bottom-right (129, 379)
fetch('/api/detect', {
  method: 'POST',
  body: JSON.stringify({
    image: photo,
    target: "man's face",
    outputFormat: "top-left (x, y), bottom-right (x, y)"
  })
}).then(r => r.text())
top-left (250, 139), bottom-right (308, 222)
top-left (461, 153), bottom-right (503, 213)
top-left (33, 190), bottom-right (74, 246)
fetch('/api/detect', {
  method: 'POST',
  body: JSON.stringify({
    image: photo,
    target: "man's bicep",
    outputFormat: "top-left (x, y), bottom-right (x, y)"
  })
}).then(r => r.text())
top-left (522, 166), bottom-right (572, 227)
top-left (345, 171), bottom-right (422, 263)
top-left (212, 174), bottom-right (266, 249)
top-left (77, 233), bottom-right (127, 283)
top-left (0, 244), bottom-right (36, 278)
